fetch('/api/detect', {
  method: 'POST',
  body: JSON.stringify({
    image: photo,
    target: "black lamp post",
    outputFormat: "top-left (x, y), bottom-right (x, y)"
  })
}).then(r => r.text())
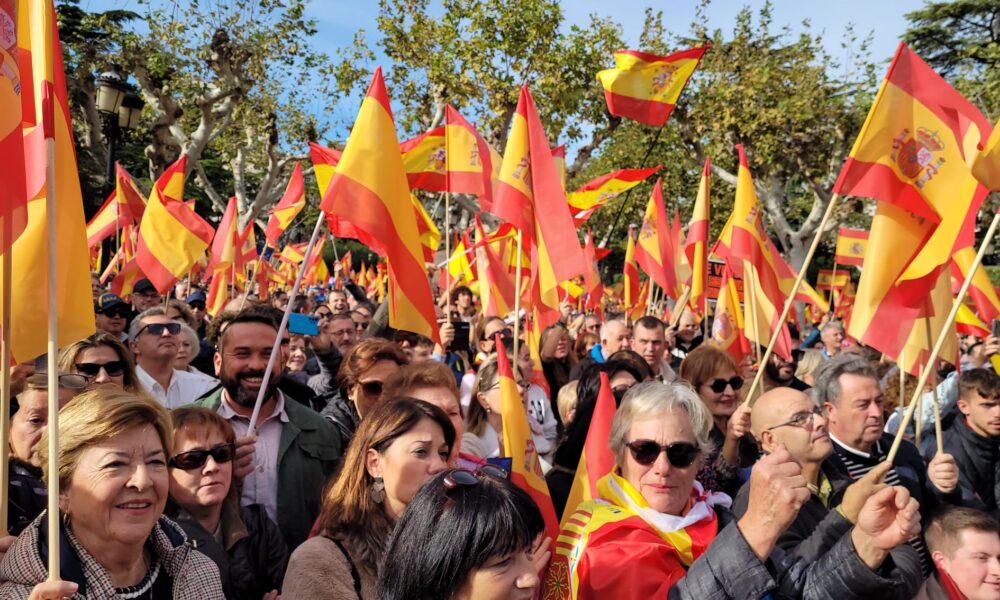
top-left (95, 68), bottom-right (143, 198)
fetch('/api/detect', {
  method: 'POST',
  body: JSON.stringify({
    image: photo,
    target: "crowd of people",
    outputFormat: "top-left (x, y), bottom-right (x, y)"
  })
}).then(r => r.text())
top-left (1, 271), bottom-right (999, 599)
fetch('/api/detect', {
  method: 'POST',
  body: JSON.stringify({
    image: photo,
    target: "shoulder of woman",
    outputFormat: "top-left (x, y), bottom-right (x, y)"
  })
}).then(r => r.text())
top-left (284, 537), bottom-right (361, 597)
top-left (170, 548), bottom-right (226, 599)
top-left (288, 536), bottom-right (349, 568)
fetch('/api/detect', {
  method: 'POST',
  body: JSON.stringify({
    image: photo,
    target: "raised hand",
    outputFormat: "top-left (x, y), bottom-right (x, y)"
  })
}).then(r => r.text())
top-left (727, 403), bottom-right (752, 441)
top-left (737, 445), bottom-right (810, 560)
top-left (850, 486), bottom-right (921, 569)
top-left (927, 452), bottom-right (959, 494)
top-left (838, 461), bottom-right (891, 524)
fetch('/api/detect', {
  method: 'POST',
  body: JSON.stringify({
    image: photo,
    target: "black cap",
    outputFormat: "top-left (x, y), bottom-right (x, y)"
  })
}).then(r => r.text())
top-left (95, 292), bottom-right (126, 313)
top-left (133, 278), bottom-right (156, 294)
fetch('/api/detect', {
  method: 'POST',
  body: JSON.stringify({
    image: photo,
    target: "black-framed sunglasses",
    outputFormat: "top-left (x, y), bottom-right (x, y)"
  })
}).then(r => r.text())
top-left (169, 443), bottom-right (236, 470)
top-left (74, 361), bottom-right (125, 378)
top-left (98, 307), bottom-right (130, 319)
top-left (707, 376), bottom-right (744, 394)
top-left (442, 465), bottom-right (509, 491)
top-left (138, 322), bottom-right (182, 337)
top-left (188, 302), bottom-right (206, 311)
top-left (765, 405), bottom-right (826, 432)
top-left (625, 440), bottom-right (701, 468)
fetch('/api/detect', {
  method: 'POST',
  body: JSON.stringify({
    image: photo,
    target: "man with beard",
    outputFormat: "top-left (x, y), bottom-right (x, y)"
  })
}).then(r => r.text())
top-left (193, 309), bottom-right (341, 551)
top-left (761, 348), bottom-right (811, 391)
top-left (131, 307), bottom-right (217, 409)
top-left (817, 353), bottom-right (961, 575)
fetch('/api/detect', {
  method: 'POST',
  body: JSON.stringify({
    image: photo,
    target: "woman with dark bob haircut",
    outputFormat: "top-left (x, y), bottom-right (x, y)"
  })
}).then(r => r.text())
top-left (377, 469), bottom-right (545, 600)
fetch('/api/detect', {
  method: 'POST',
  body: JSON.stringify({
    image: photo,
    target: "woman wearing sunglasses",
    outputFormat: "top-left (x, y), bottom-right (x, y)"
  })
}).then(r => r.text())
top-left (283, 398), bottom-right (454, 600)
top-left (678, 345), bottom-right (757, 497)
top-left (166, 407), bottom-right (288, 600)
top-left (58, 331), bottom-right (143, 392)
top-left (378, 467), bottom-right (546, 600)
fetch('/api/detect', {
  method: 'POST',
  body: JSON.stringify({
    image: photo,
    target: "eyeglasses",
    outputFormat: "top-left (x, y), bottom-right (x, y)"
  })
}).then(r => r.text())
top-left (360, 380), bottom-right (384, 398)
top-left (98, 308), bottom-right (129, 319)
top-left (766, 405), bottom-right (827, 431)
top-left (188, 302), bottom-right (206, 311)
top-left (137, 322), bottom-right (181, 337)
top-left (314, 311), bottom-right (333, 320)
top-left (442, 465), bottom-right (509, 491)
top-left (707, 376), bottom-right (744, 394)
top-left (169, 443), bottom-right (236, 470)
top-left (330, 328), bottom-right (355, 338)
top-left (74, 361), bottom-right (125, 378)
top-left (625, 440), bottom-right (701, 468)
top-left (135, 291), bottom-right (161, 300)
top-left (26, 372), bottom-right (89, 391)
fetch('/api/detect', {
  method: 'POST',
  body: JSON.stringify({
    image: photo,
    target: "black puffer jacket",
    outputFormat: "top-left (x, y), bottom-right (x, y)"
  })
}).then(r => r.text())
top-left (168, 499), bottom-right (289, 600)
top-left (934, 415), bottom-right (1000, 518)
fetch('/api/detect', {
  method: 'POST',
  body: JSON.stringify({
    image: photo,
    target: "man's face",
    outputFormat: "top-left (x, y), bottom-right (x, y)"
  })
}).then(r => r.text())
top-left (214, 322), bottom-right (281, 407)
top-left (271, 293), bottom-right (288, 310)
top-left (130, 315), bottom-right (179, 363)
top-left (677, 313), bottom-right (699, 343)
top-left (821, 327), bottom-right (844, 354)
top-left (132, 289), bottom-right (162, 312)
top-left (959, 388), bottom-right (1000, 438)
top-left (351, 312), bottom-right (369, 335)
top-left (456, 291), bottom-right (472, 309)
top-left (601, 322), bottom-right (631, 354)
top-left (765, 353), bottom-right (797, 384)
top-left (760, 394), bottom-right (832, 465)
top-left (411, 344), bottom-right (434, 363)
top-left (936, 529), bottom-right (1000, 600)
top-left (632, 324), bottom-right (666, 369)
top-left (583, 316), bottom-right (601, 336)
top-left (94, 306), bottom-right (128, 336)
top-left (91, 277), bottom-right (103, 302)
top-left (326, 316), bottom-right (357, 355)
top-left (329, 291), bottom-right (349, 312)
top-left (188, 302), bottom-right (206, 324)
top-left (825, 373), bottom-right (884, 452)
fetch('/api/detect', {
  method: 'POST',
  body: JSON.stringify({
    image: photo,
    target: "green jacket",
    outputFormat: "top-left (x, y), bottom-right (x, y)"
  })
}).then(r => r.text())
top-left (193, 387), bottom-right (342, 552)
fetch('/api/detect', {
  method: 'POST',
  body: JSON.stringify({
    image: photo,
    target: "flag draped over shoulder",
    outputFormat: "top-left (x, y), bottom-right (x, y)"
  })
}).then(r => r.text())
top-left (833, 43), bottom-right (991, 358)
top-left (496, 339), bottom-right (560, 544)
top-left (685, 158), bottom-right (710, 318)
top-left (560, 372), bottom-right (616, 524)
top-left (634, 178), bottom-right (678, 298)
top-left (834, 227), bottom-right (868, 267)
top-left (0, 0), bottom-right (27, 254)
top-left (264, 161), bottom-right (306, 246)
top-left (493, 86), bottom-right (585, 329)
top-left (1, 0), bottom-right (94, 362)
top-left (596, 46), bottom-right (707, 127)
top-left (135, 156), bottom-right (215, 293)
top-left (319, 68), bottom-right (439, 343)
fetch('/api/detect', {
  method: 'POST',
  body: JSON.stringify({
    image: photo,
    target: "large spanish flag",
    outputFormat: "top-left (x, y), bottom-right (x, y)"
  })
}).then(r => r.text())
top-left (496, 338), bottom-right (560, 544)
top-left (633, 178), bottom-right (679, 298)
top-left (834, 227), bottom-right (868, 267)
top-left (474, 215), bottom-right (516, 317)
top-left (597, 46), bottom-right (707, 127)
top-left (445, 105), bottom-right (495, 212)
top-left (264, 161), bottom-right (305, 246)
top-left (319, 68), bottom-right (439, 342)
top-left (685, 158), bottom-right (710, 318)
top-left (309, 141), bottom-right (369, 245)
top-left (0, 0), bottom-right (27, 254)
top-left (493, 86), bottom-right (585, 328)
top-left (400, 126), bottom-right (446, 192)
top-left (973, 119), bottom-right (1000, 191)
top-left (1, 0), bottom-right (94, 362)
top-left (135, 156), bottom-right (215, 293)
top-left (623, 226), bottom-right (640, 309)
top-left (561, 372), bottom-right (616, 525)
top-left (897, 270), bottom-right (958, 376)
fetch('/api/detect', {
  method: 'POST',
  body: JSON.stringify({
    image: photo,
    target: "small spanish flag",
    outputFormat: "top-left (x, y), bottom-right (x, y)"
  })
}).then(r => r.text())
top-left (834, 228), bottom-right (868, 267)
top-left (597, 46), bottom-right (707, 127)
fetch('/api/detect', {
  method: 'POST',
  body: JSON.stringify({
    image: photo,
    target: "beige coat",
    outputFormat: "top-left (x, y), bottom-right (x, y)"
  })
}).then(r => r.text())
top-left (282, 535), bottom-right (377, 600)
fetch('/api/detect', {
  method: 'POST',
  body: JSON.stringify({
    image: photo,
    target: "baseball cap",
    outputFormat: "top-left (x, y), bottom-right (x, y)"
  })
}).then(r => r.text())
top-left (133, 279), bottom-right (157, 294)
top-left (185, 290), bottom-right (207, 305)
top-left (94, 293), bottom-right (126, 313)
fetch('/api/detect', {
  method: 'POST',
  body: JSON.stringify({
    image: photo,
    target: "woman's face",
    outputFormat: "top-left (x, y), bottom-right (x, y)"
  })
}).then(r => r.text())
top-left (453, 548), bottom-right (539, 600)
top-left (173, 336), bottom-right (195, 371)
top-left (698, 366), bottom-right (740, 419)
top-left (74, 345), bottom-right (126, 389)
top-left (619, 409), bottom-right (701, 516)
top-left (367, 417), bottom-right (449, 520)
top-left (62, 425), bottom-right (169, 549)
top-left (10, 388), bottom-right (75, 464)
top-left (287, 338), bottom-right (308, 372)
top-left (407, 386), bottom-right (463, 450)
top-left (517, 345), bottom-right (533, 376)
top-left (168, 427), bottom-right (232, 512)
top-left (351, 359), bottom-right (402, 418)
top-left (554, 333), bottom-right (570, 359)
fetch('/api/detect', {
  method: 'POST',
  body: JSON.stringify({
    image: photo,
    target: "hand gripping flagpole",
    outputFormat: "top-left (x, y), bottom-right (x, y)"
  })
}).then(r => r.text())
top-left (247, 216), bottom-right (326, 432)
top-left (887, 210), bottom-right (1000, 462)
top-left (743, 194), bottom-right (841, 406)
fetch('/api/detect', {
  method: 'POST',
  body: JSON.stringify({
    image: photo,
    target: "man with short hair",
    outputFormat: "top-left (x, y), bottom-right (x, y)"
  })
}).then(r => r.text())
top-left (131, 307), bottom-right (218, 409)
top-left (817, 353), bottom-right (961, 574)
top-left (570, 318), bottom-right (631, 380)
top-left (94, 293), bottom-right (129, 341)
top-left (306, 312), bottom-right (356, 398)
top-left (670, 310), bottom-right (703, 363)
top-left (762, 350), bottom-right (810, 392)
top-left (194, 310), bottom-right (341, 551)
top-left (328, 289), bottom-right (349, 313)
top-left (632, 316), bottom-right (676, 383)
top-left (922, 506), bottom-right (1000, 599)
top-left (821, 321), bottom-right (845, 360)
top-left (130, 278), bottom-right (162, 313)
top-left (582, 314), bottom-right (601, 336)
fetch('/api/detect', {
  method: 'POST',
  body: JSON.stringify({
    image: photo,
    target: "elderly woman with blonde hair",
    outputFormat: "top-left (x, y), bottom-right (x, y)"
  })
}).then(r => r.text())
top-left (0, 387), bottom-right (223, 599)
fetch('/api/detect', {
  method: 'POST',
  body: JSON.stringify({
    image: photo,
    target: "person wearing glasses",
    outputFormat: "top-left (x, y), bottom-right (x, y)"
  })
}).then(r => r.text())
top-left (307, 312), bottom-right (360, 398)
top-left (94, 292), bottom-right (130, 341)
top-left (59, 331), bottom-right (144, 393)
top-left (283, 398), bottom-right (453, 600)
top-left (378, 467), bottom-right (547, 600)
top-left (0, 387), bottom-right (224, 599)
top-left (461, 357), bottom-right (538, 464)
top-left (167, 407), bottom-right (288, 599)
top-left (544, 381), bottom-right (925, 599)
top-left (678, 345), bottom-right (756, 497)
top-left (732, 387), bottom-right (922, 595)
top-left (131, 307), bottom-right (219, 410)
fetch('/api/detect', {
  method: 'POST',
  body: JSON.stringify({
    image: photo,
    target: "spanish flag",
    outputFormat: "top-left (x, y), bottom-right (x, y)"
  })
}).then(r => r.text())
top-left (567, 166), bottom-right (661, 212)
top-left (309, 141), bottom-right (368, 244)
top-left (135, 157), bottom-right (215, 292)
top-left (264, 161), bottom-right (305, 246)
top-left (597, 46), bottom-right (708, 127)
top-left (633, 178), bottom-right (679, 298)
top-left (623, 225), bottom-right (640, 309)
top-left (474, 215), bottom-right (516, 321)
top-left (956, 301), bottom-right (990, 339)
top-left (816, 269), bottom-right (849, 291)
top-left (319, 68), bottom-right (439, 342)
top-left (685, 158), bottom-right (710, 318)
top-left (560, 371), bottom-right (616, 524)
top-left (496, 337), bottom-right (560, 544)
top-left (897, 270), bottom-right (958, 376)
top-left (494, 86), bottom-right (585, 328)
top-left (711, 265), bottom-right (749, 364)
top-left (87, 163), bottom-right (148, 248)
top-left (834, 227), bottom-right (868, 267)
top-left (2, 0), bottom-right (94, 362)
top-left (952, 245), bottom-right (1000, 322)
top-left (445, 105), bottom-right (495, 212)
top-left (972, 118), bottom-right (1000, 191)
top-left (400, 126), bottom-right (446, 192)
top-left (412, 193), bottom-right (440, 263)
top-left (206, 196), bottom-right (239, 316)
top-left (0, 0), bottom-right (27, 253)
top-left (582, 230), bottom-right (605, 313)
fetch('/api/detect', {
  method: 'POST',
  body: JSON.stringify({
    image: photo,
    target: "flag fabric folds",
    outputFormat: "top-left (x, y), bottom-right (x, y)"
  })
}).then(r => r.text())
top-left (560, 372), bottom-right (616, 524)
top-left (567, 166), bottom-right (661, 213)
top-left (685, 158), bottom-right (710, 318)
top-left (400, 126), bottom-right (447, 192)
top-left (634, 178), bottom-right (679, 298)
top-left (135, 156), bottom-right (215, 293)
top-left (474, 215), bottom-right (516, 318)
top-left (817, 269), bottom-right (849, 291)
top-left (973, 119), bottom-right (1000, 191)
top-left (445, 105), bottom-right (495, 212)
top-left (264, 161), bottom-right (306, 246)
top-left (319, 68), bottom-right (439, 342)
top-left (0, 0), bottom-right (27, 254)
top-left (623, 225), bottom-right (640, 309)
top-left (710, 265), bottom-right (749, 364)
top-left (951, 246), bottom-right (1000, 322)
top-left (834, 228), bottom-right (868, 267)
top-left (2, 0), bottom-right (95, 362)
top-left (597, 46), bottom-right (707, 127)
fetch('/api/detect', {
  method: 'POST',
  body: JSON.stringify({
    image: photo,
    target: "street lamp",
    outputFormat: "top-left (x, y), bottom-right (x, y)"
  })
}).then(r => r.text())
top-left (95, 67), bottom-right (144, 198)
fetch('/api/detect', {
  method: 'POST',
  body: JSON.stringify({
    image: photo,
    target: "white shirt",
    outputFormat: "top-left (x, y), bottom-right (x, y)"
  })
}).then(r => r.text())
top-left (653, 358), bottom-right (678, 383)
top-left (218, 390), bottom-right (289, 523)
top-left (136, 365), bottom-right (218, 409)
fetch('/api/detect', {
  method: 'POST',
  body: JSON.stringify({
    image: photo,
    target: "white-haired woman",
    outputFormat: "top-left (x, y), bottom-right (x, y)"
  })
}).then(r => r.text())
top-left (543, 381), bottom-right (923, 600)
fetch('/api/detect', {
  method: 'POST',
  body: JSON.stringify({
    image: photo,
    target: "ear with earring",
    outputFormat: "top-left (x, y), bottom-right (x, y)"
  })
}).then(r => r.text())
top-left (370, 477), bottom-right (385, 504)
